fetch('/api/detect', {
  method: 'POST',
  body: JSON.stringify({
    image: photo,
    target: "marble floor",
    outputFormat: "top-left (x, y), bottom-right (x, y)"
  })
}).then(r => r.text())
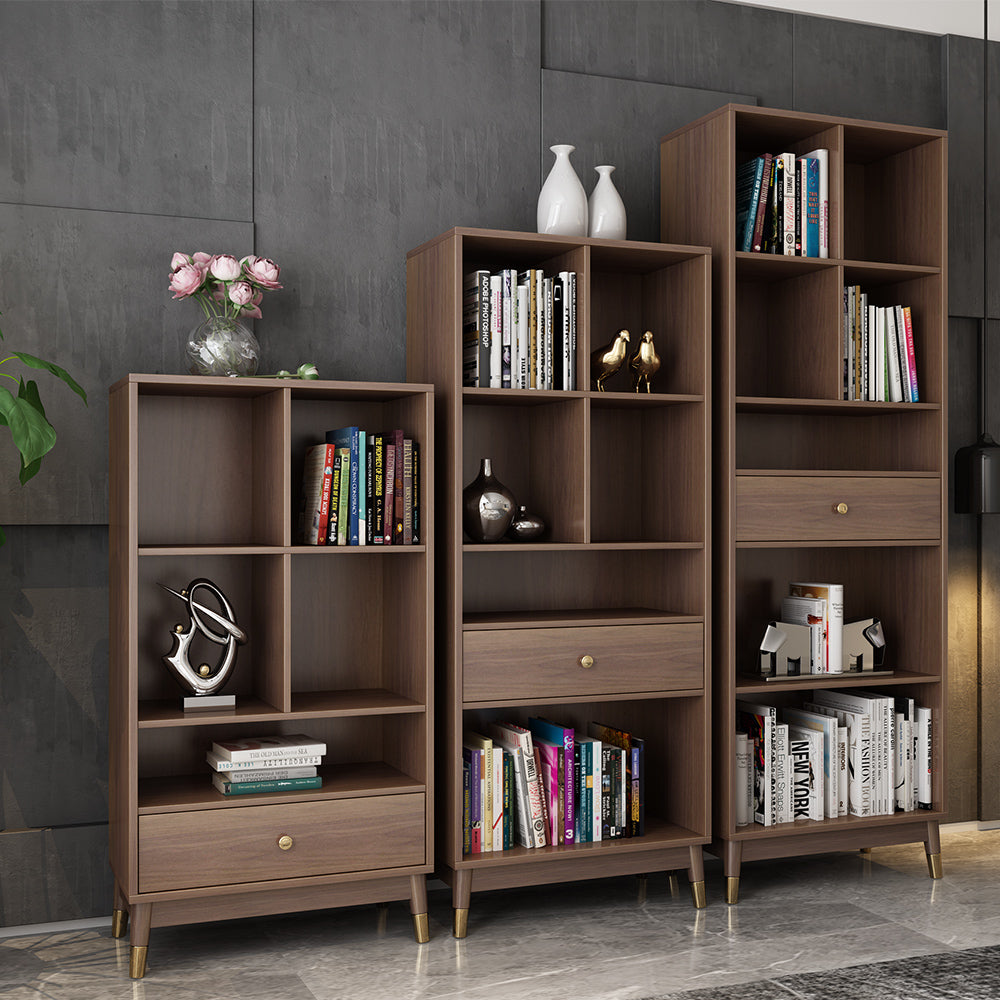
top-left (2, 824), bottom-right (999, 1000)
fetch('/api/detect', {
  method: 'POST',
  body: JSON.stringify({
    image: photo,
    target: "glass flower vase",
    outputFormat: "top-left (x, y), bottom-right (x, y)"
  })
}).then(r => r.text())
top-left (185, 315), bottom-right (260, 377)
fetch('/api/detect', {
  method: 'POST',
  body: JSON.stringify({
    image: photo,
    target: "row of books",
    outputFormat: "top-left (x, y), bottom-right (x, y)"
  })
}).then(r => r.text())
top-left (463, 267), bottom-right (577, 390)
top-left (463, 718), bottom-right (644, 854)
top-left (843, 286), bottom-right (920, 402)
top-left (207, 734), bottom-right (325, 797)
top-left (735, 149), bottom-right (829, 257)
top-left (736, 692), bottom-right (931, 827)
top-left (299, 426), bottom-right (420, 546)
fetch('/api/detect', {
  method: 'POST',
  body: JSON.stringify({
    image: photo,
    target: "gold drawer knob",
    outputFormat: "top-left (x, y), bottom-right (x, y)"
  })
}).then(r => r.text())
top-left (580, 655), bottom-right (594, 669)
top-left (835, 502), bottom-right (849, 514)
top-left (277, 835), bottom-right (293, 851)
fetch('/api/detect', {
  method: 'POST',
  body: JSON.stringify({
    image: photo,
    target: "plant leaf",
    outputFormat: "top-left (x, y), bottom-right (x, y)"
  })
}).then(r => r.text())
top-left (11, 352), bottom-right (87, 404)
top-left (0, 383), bottom-right (57, 468)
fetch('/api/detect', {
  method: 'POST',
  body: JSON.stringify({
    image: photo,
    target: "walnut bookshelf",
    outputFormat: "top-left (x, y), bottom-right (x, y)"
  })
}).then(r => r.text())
top-left (406, 228), bottom-right (712, 935)
top-left (109, 374), bottom-right (433, 977)
top-left (660, 105), bottom-right (947, 901)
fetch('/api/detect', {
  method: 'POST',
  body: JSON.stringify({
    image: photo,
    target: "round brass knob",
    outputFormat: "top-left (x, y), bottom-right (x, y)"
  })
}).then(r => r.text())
top-left (580, 655), bottom-right (594, 669)
top-left (835, 502), bottom-right (849, 514)
top-left (277, 835), bottom-right (293, 851)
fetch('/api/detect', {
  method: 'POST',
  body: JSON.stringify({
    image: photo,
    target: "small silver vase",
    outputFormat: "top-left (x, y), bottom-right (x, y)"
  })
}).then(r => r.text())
top-left (462, 458), bottom-right (516, 542)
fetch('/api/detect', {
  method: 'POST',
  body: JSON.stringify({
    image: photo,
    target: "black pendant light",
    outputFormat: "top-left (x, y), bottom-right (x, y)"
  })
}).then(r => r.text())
top-left (955, 1), bottom-right (1000, 514)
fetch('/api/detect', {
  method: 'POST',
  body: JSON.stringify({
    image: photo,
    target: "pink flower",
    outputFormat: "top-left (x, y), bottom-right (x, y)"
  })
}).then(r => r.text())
top-left (192, 252), bottom-right (212, 266)
top-left (170, 252), bottom-right (190, 271)
top-left (242, 255), bottom-right (282, 289)
top-left (209, 254), bottom-right (241, 281)
top-left (228, 281), bottom-right (254, 307)
top-left (168, 263), bottom-right (204, 298)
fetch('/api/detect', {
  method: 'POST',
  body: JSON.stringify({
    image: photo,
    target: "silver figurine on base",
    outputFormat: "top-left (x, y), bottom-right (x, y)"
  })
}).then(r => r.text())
top-left (159, 578), bottom-right (247, 711)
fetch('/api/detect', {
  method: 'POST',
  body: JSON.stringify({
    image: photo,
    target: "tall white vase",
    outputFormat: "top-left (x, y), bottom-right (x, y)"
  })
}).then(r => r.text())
top-left (588, 165), bottom-right (627, 240)
top-left (537, 144), bottom-right (588, 236)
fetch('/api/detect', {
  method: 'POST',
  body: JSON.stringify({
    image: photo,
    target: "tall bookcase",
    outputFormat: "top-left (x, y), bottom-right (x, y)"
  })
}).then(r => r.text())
top-left (660, 105), bottom-right (947, 901)
top-left (109, 374), bottom-right (433, 977)
top-left (406, 228), bottom-right (712, 935)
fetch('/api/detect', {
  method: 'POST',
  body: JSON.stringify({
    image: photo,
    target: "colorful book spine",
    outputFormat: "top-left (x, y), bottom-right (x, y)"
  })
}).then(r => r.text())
top-left (462, 744), bottom-right (482, 854)
top-left (391, 428), bottom-right (404, 544)
top-left (212, 773), bottom-right (322, 795)
top-left (383, 443), bottom-right (395, 544)
top-left (528, 717), bottom-right (575, 843)
top-left (534, 737), bottom-right (562, 845)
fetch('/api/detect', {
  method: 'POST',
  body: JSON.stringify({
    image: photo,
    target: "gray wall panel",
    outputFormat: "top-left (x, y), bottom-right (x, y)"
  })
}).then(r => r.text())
top-left (253, 0), bottom-right (541, 382)
top-left (0, 205), bottom-right (254, 526)
top-left (946, 35), bottom-right (985, 321)
top-left (541, 71), bottom-right (754, 245)
top-left (0, 527), bottom-right (108, 830)
top-left (542, 0), bottom-right (794, 110)
top-left (792, 14), bottom-right (944, 128)
top-left (989, 42), bottom-right (1000, 320)
top-left (0, 0), bottom-right (253, 219)
top-left (0, 825), bottom-right (111, 926)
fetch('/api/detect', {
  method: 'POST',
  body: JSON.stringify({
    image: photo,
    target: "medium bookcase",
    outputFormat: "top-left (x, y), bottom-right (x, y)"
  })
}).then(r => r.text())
top-left (660, 105), bottom-right (947, 901)
top-left (108, 374), bottom-right (433, 977)
top-left (406, 227), bottom-right (712, 935)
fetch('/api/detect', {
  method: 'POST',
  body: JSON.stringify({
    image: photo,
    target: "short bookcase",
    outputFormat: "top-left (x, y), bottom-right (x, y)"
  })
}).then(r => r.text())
top-left (109, 374), bottom-right (433, 977)
top-left (406, 228), bottom-right (712, 935)
top-left (660, 104), bottom-right (948, 901)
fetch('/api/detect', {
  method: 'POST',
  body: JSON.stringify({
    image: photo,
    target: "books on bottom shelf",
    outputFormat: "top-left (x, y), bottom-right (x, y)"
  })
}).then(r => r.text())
top-left (461, 719), bottom-right (644, 855)
top-left (735, 694), bottom-right (932, 826)
top-left (208, 734), bottom-right (325, 796)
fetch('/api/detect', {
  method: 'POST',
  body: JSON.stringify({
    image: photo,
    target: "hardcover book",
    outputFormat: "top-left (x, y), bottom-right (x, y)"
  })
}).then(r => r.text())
top-left (212, 773), bottom-right (322, 796)
top-left (211, 734), bottom-right (327, 762)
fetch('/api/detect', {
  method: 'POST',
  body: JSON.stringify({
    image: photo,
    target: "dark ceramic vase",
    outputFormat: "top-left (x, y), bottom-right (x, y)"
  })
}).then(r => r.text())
top-left (506, 505), bottom-right (546, 541)
top-left (462, 458), bottom-right (516, 542)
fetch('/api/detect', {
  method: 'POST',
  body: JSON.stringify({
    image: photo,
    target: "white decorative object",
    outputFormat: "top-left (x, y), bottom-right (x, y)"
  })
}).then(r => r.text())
top-left (588, 165), bottom-right (627, 240)
top-left (537, 144), bottom-right (588, 236)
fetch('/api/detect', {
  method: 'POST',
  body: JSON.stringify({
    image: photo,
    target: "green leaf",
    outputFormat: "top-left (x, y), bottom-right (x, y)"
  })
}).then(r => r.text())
top-left (0, 383), bottom-right (57, 468)
top-left (11, 352), bottom-right (87, 404)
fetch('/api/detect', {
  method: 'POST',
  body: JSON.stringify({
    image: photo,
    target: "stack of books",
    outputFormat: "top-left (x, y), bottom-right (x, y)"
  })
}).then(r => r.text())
top-left (843, 285), bottom-right (920, 402)
top-left (463, 267), bottom-right (577, 389)
top-left (736, 693), bottom-right (931, 827)
top-left (734, 149), bottom-right (829, 257)
top-left (299, 426), bottom-right (420, 546)
top-left (207, 734), bottom-right (325, 796)
top-left (461, 718), bottom-right (644, 855)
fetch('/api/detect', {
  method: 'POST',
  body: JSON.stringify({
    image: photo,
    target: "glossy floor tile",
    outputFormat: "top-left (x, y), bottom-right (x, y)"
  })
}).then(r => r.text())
top-left (2, 824), bottom-right (998, 999)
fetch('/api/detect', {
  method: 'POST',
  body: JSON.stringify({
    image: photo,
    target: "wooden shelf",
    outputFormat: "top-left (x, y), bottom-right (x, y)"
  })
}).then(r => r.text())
top-left (408, 227), bottom-right (712, 931)
top-left (110, 375), bottom-right (435, 973)
top-left (662, 104), bottom-right (947, 899)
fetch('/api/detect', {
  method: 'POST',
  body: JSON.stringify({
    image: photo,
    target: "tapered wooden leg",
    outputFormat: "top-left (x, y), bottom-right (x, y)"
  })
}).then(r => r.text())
top-left (111, 882), bottom-right (128, 939)
top-left (924, 820), bottom-right (943, 879)
top-left (687, 846), bottom-right (707, 909)
top-left (723, 840), bottom-right (742, 904)
top-left (409, 875), bottom-right (430, 943)
top-left (452, 869), bottom-right (472, 939)
top-left (128, 902), bottom-right (152, 980)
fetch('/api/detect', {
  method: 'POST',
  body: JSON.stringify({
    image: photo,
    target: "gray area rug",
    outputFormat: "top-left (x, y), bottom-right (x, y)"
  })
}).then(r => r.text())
top-left (641, 944), bottom-right (1000, 999)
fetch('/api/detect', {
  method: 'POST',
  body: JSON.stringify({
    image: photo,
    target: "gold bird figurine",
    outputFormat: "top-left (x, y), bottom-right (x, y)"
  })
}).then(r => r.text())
top-left (591, 329), bottom-right (630, 391)
top-left (630, 330), bottom-right (661, 393)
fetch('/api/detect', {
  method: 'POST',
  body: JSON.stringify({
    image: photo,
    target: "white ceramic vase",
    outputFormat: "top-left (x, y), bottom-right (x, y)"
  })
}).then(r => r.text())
top-left (537, 144), bottom-right (588, 236)
top-left (588, 165), bottom-right (626, 240)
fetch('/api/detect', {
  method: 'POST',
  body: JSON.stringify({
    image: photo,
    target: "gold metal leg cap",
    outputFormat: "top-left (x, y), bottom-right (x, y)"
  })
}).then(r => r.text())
top-left (453, 907), bottom-right (469, 939)
top-left (690, 880), bottom-right (707, 909)
top-left (724, 876), bottom-right (740, 905)
top-left (129, 945), bottom-right (148, 980)
top-left (111, 909), bottom-right (128, 939)
top-left (412, 911), bottom-right (430, 943)
top-left (927, 852), bottom-right (943, 879)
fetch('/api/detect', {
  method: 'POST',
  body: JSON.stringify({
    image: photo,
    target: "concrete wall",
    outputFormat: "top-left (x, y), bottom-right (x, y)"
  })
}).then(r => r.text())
top-left (0, 0), bottom-right (989, 925)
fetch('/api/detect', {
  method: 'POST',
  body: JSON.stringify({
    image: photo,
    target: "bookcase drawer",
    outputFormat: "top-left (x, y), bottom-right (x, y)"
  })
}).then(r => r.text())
top-left (138, 793), bottom-right (425, 892)
top-left (463, 623), bottom-right (703, 703)
top-left (736, 476), bottom-right (940, 542)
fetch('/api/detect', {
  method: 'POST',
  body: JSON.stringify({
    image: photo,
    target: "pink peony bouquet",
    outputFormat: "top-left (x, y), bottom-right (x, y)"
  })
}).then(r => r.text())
top-left (168, 252), bottom-right (282, 320)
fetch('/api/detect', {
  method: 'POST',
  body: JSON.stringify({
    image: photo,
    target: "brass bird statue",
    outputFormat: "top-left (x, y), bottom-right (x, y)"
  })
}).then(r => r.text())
top-left (591, 329), bottom-right (630, 391)
top-left (630, 330), bottom-right (661, 393)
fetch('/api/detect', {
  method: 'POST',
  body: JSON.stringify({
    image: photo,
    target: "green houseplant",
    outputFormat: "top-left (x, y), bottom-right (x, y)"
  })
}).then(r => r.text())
top-left (0, 318), bottom-right (87, 544)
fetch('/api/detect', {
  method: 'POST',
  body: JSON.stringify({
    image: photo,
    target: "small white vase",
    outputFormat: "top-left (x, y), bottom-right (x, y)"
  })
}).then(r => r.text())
top-left (588, 165), bottom-right (627, 240)
top-left (537, 144), bottom-right (588, 236)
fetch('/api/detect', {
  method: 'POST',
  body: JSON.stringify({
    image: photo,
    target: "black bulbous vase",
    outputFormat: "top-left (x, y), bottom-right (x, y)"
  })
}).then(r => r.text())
top-left (462, 458), bottom-right (516, 542)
